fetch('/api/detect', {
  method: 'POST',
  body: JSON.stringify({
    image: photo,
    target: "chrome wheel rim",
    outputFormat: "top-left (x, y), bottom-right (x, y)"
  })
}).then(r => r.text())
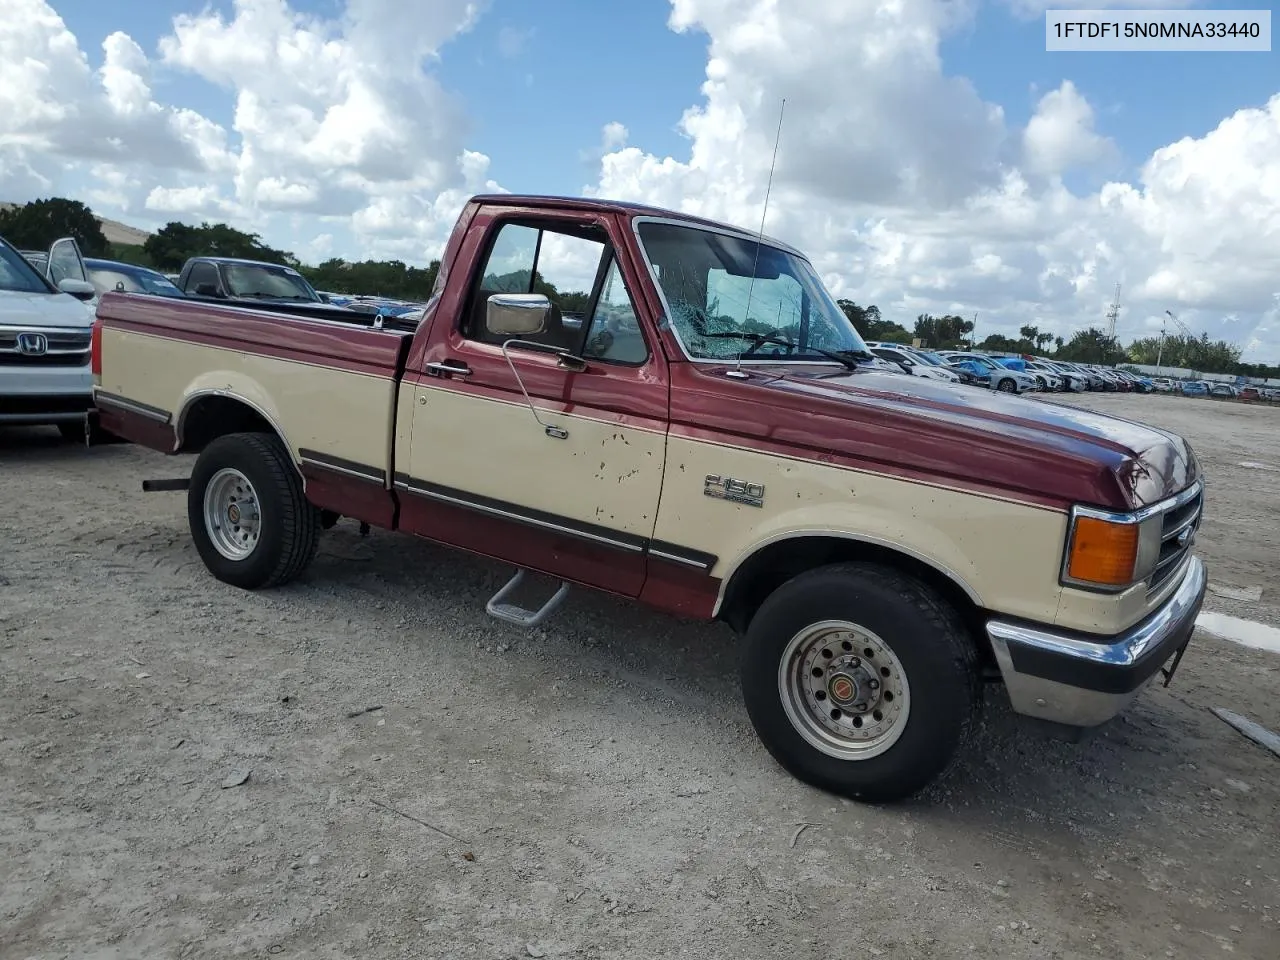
top-left (203, 467), bottom-right (262, 561)
top-left (778, 620), bottom-right (911, 761)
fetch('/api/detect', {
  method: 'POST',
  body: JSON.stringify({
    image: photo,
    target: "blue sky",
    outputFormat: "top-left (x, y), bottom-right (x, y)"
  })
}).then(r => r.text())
top-left (5, 0), bottom-right (1279, 358)
top-left (46, 0), bottom-right (1276, 197)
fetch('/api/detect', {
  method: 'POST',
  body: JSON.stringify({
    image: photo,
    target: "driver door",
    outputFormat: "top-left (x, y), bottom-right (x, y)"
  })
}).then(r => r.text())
top-left (396, 209), bottom-right (668, 597)
top-left (46, 237), bottom-right (88, 287)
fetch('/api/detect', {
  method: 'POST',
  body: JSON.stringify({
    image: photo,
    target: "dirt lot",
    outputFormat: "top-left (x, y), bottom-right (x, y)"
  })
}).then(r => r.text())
top-left (2, 392), bottom-right (1278, 960)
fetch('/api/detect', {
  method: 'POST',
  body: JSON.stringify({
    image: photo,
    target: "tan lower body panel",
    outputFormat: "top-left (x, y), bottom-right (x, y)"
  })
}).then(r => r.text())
top-left (98, 328), bottom-right (396, 473)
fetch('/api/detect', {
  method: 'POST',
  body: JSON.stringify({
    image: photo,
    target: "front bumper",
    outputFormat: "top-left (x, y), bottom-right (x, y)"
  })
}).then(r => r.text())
top-left (985, 555), bottom-right (1207, 727)
top-left (1, 362), bottom-right (94, 424)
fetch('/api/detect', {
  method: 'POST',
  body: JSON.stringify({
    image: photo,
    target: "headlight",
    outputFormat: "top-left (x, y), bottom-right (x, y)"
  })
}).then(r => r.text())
top-left (1061, 507), bottom-right (1163, 591)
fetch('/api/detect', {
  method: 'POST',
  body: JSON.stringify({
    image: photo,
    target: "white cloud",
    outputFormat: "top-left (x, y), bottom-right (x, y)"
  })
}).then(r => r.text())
top-left (602, 122), bottom-right (629, 152)
top-left (594, 0), bottom-right (1280, 361)
top-left (1, 0), bottom-right (1276, 362)
top-left (1, 0), bottom-right (499, 260)
top-left (1023, 80), bottom-right (1115, 177)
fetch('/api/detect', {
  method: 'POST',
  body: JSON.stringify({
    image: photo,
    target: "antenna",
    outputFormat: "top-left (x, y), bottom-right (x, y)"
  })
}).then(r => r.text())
top-left (731, 97), bottom-right (786, 378)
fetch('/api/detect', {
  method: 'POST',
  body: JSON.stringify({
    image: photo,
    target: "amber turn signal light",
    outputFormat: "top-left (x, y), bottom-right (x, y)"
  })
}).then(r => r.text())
top-left (1066, 515), bottom-right (1139, 586)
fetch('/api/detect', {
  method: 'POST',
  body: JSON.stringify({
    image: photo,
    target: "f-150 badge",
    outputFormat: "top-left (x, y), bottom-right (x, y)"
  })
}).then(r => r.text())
top-left (704, 474), bottom-right (765, 507)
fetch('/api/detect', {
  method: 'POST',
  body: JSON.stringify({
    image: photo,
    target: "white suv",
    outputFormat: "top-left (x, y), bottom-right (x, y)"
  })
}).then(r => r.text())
top-left (866, 343), bottom-right (962, 383)
top-left (1, 235), bottom-right (99, 439)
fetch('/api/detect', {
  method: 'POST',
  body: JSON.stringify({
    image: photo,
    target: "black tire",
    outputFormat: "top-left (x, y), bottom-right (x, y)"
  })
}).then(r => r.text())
top-left (57, 420), bottom-right (85, 443)
top-left (997, 377), bottom-right (1017, 393)
top-left (740, 562), bottom-right (982, 803)
top-left (187, 432), bottom-right (321, 589)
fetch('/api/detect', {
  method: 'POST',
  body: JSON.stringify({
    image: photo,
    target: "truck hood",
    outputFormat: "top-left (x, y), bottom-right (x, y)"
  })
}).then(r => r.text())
top-left (738, 367), bottom-right (1199, 510)
top-left (0, 289), bottom-right (95, 328)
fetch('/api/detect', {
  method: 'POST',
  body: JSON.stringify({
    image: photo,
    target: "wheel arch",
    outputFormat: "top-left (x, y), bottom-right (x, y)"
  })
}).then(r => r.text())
top-left (176, 388), bottom-right (294, 468)
top-left (715, 533), bottom-right (987, 651)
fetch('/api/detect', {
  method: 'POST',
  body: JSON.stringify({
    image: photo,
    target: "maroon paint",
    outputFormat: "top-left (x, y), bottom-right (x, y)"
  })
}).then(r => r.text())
top-left (95, 402), bottom-right (176, 453)
top-left (98, 291), bottom-right (410, 379)
top-left (663, 362), bottom-right (1200, 511)
top-left (397, 493), bottom-right (644, 598)
top-left (638, 560), bottom-right (721, 620)
top-left (301, 465), bottom-right (397, 530)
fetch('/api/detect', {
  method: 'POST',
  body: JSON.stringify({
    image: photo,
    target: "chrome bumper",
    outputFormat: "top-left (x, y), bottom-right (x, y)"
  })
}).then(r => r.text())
top-left (985, 555), bottom-right (1207, 727)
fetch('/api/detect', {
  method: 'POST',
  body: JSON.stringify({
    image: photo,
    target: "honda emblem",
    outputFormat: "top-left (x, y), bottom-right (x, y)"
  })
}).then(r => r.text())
top-left (16, 332), bottom-right (48, 356)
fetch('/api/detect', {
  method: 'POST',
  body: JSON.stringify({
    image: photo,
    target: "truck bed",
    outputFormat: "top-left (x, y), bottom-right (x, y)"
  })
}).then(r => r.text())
top-left (94, 292), bottom-right (416, 529)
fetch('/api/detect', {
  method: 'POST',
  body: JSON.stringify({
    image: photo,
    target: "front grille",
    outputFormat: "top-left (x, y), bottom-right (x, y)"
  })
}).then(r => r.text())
top-left (0, 330), bottom-right (91, 350)
top-left (1147, 486), bottom-right (1203, 596)
top-left (0, 328), bottom-right (92, 368)
top-left (0, 352), bottom-right (89, 366)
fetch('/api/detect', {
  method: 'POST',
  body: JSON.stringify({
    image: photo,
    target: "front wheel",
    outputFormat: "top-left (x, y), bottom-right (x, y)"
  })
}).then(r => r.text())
top-left (997, 377), bottom-right (1017, 393)
top-left (187, 432), bottom-right (321, 589)
top-left (740, 563), bottom-right (982, 803)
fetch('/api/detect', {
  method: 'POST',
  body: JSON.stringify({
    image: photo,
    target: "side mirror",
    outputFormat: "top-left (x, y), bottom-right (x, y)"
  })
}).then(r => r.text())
top-left (486, 293), bottom-right (550, 337)
top-left (57, 278), bottom-right (97, 301)
top-left (318, 292), bottom-right (331, 303)
top-left (194, 283), bottom-right (222, 298)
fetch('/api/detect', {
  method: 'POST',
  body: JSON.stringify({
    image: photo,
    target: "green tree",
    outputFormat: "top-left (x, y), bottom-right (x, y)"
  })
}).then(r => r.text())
top-left (914, 313), bottom-right (974, 350)
top-left (143, 221), bottom-right (295, 271)
top-left (0, 197), bottom-right (109, 256)
top-left (1057, 327), bottom-right (1126, 365)
top-left (837, 299), bottom-right (912, 342)
top-left (978, 333), bottom-right (1022, 352)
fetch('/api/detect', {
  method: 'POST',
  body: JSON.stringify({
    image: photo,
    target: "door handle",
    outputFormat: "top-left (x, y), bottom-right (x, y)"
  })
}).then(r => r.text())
top-left (425, 360), bottom-right (472, 378)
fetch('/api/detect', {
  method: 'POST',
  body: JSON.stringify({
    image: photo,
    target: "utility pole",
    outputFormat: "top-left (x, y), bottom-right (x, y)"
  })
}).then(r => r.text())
top-left (1159, 310), bottom-right (1173, 375)
top-left (970, 312), bottom-right (978, 350)
top-left (1105, 284), bottom-right (1121, 344)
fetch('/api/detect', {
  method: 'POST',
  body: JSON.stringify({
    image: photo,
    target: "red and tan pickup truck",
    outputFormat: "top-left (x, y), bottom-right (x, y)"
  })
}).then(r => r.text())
top-left (89, 194), bottom-right (1207, 802)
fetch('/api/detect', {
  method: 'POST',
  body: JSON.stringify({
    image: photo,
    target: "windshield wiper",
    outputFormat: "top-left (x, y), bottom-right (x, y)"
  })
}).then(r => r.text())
top-left (701, 330), bottom-right (866, 371)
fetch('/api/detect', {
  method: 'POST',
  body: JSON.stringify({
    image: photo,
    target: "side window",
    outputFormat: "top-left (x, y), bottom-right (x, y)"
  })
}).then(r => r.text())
top-left (581, 257), bottom-right (647, 364)
top-left (466, 221), bottom-right (606, 351)
top-left (188, 262), bottom-right (219, 292)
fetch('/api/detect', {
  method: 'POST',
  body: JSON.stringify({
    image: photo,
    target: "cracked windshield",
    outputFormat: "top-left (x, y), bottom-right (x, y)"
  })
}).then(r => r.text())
top-left (636, 221), bottom-right (869, 363)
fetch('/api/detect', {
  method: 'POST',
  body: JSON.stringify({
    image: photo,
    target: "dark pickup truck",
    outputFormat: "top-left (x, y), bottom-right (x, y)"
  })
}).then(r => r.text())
top-left (90, 194), bottom-right (1207, 802)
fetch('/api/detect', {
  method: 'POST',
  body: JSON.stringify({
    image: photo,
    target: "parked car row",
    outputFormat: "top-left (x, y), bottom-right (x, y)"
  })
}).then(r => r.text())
top-left (1162, 378), bottom-right (1280, 400)
top-left (861, 344), bottom-right (1162, 396)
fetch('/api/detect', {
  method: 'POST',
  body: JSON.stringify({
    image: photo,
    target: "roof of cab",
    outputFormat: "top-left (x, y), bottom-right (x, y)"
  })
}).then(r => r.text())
top-left (466, 193), bottom-right (804, 257)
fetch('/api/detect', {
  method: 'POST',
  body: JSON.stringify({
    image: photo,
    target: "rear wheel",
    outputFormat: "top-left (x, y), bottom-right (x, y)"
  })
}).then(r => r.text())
top-left (187, 432), bottom-right (321, 589)
top-left (740, 562), bottom-right (982, 803)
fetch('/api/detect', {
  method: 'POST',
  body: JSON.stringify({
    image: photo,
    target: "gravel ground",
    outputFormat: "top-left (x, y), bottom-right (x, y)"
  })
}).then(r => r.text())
top-left (2, 391), bottom-right (1278, 960)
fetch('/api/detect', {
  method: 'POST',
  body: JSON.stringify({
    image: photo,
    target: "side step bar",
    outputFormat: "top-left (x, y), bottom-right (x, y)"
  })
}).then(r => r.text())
top-left (486, 569), bottom-right (570, 628)
top-left (142, 478), bottom-right (190, 492)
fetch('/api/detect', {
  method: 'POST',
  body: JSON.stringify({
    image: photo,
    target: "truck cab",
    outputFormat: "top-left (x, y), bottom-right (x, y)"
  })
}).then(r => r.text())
top-left (177, 256), bottom-right (323, 305)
